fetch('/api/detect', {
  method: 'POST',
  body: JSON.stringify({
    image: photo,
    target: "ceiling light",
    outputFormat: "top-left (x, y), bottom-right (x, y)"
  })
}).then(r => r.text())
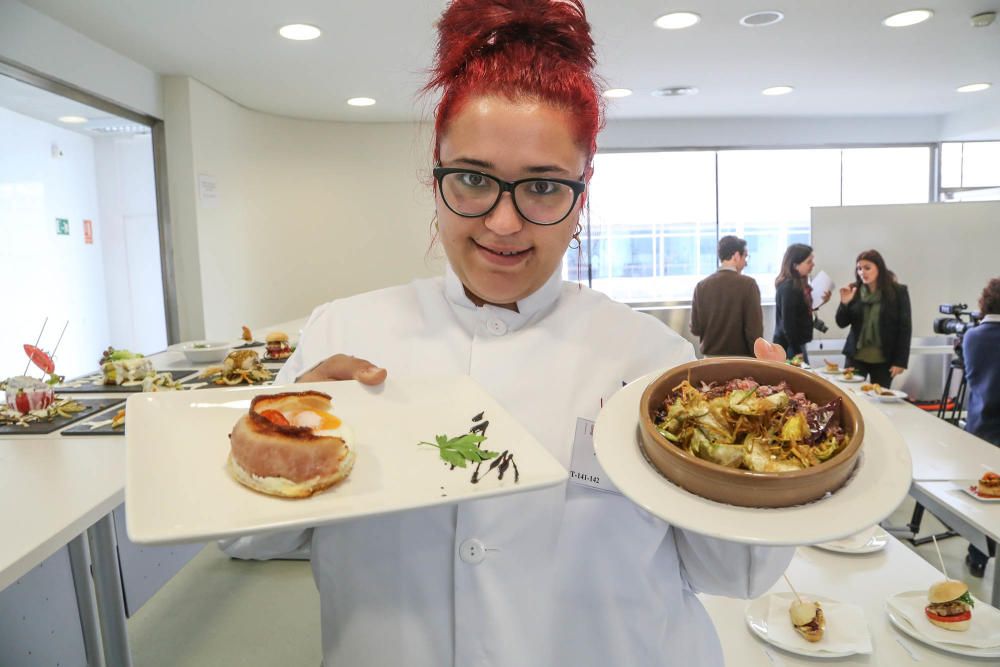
top-left (346, 97), bottom-right (376, 107)
top-left (956, 83), bottom-right (991, 93)
top-left (882, 10), bottom-right (933, 28)
top-left (739, 11), bottom-right (784, 27)
top-left (762, 86), bottom-right (794, 96)
top-left (58, 116), bottom-right (87, 124)
top-left (971, 12), bottom-right (996, 28)
top-left (652, 86), bottom-right (698, 97)
top-left (654, 12), bottom-right (700, 30)
top-left (278, 24), bottom-right (322, 40)
top-left (602, 88), bottom-right (633, 99)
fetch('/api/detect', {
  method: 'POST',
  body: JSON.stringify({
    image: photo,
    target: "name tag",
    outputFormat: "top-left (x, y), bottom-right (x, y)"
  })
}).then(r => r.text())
top-left (568, 417), bottom-right (620, 495)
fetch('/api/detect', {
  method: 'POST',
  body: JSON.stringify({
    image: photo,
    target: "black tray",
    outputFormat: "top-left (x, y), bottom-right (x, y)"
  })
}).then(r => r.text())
top-left (54, 369), bottom-right (199, 393)
top-left (62, 405), bottom-right (127, 436)
top-left (0, 398), bottom-right (125, 435)
top-left (181, 372), bottom-right (276, 390)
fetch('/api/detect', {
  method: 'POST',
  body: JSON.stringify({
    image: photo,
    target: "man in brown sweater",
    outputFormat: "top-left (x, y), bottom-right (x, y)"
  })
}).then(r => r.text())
top-left (690, 236), bottom-right (763, 357)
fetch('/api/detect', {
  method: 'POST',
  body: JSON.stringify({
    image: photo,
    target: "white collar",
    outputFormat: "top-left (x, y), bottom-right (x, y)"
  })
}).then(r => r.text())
top-left (443, 263), bottom-right (564, 332)
top-left (983, 314), bottom-right (1000, 324)
top-left (718, 266), bottom-right (737, 272)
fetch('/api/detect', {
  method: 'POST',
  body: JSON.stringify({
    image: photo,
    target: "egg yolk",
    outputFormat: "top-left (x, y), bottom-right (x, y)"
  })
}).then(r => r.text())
top-left (289, 409), bottom-right (341, 431)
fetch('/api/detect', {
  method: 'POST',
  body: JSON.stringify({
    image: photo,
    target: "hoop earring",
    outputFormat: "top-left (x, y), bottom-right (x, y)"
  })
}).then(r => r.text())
top-left (568, 222), bottom-right (583, 250)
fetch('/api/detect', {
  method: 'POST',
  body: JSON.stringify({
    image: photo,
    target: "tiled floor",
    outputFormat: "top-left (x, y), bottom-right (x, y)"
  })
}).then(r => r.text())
top-left (127, 498), bottom-right (995, 666)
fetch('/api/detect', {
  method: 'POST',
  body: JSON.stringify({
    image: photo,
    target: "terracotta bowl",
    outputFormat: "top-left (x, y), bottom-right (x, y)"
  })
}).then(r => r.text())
top-left (638, 358), bottom-right (865, 508)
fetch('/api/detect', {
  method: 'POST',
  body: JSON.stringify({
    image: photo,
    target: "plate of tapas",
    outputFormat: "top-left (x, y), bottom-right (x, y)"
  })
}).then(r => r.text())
top-left (886, 583), bottom-right (1000, 658)
top-left (959, 472), bottom-right (1000, 502)
top-left (125, 375), bottom-right (568, 545)
top-left (746, 592), bottom-right (872, 657)
top-left (860, 384), bottom-right (908, 402)
top-left (593, 361), bottom-right (912, 545)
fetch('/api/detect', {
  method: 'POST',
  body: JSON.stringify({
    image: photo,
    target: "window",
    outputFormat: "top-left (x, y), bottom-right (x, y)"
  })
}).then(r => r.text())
top-left (564, 144), bottom-right (935, 303)
top-left (941, 141), bottom-right (1000, 202)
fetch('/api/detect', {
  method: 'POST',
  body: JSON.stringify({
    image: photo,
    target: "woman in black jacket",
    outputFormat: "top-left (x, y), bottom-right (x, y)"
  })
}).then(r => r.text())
top-left (835, 249), bottom-right (912, 387)
top-left (774, 244), bottom-right (828, 362)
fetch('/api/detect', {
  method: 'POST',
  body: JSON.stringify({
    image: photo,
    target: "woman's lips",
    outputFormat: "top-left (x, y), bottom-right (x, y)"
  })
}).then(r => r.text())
top-left (474, 240), bottom-right (531, 266)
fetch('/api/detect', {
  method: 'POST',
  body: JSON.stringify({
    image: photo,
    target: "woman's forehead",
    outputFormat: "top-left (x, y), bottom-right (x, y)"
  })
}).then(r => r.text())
top-left (438, 96), bottom-right (587, 174)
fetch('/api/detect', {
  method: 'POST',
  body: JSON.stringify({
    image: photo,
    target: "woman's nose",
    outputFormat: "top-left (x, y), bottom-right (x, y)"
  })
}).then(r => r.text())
top-left (483, 192), bottom-right (524, 235)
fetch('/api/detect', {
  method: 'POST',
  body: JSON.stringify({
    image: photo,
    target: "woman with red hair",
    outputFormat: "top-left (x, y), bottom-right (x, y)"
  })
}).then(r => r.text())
top-left (224, 2), bottom-right (792, 664)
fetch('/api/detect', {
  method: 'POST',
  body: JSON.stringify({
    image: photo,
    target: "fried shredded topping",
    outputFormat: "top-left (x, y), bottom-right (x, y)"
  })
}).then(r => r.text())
top-left (653, 378), bottom-right (849, 473)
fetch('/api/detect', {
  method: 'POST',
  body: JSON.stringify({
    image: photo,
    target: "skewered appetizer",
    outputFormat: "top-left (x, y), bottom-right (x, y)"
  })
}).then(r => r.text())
top-left (2, 375), bottom-right (55, 414)
top-left (265, 332), bottom-right (293, 360)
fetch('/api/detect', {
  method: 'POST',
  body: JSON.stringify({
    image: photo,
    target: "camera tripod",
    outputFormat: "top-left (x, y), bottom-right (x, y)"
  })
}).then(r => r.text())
top-left (937, 357), bottom-right (968, 425)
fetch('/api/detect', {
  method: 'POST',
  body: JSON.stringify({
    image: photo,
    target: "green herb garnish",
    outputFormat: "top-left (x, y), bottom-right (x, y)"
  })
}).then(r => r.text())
top-left (418, 433), bottom-right (498, 468)
top-left (957, 590), bottom-right (975, 608)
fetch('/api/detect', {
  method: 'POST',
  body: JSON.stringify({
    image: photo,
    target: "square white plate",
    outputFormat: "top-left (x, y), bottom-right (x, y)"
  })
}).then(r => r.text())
top-left (959, 482), bottom-right (1000, 503)
top-left (126, 376), bottom-right (568, 544)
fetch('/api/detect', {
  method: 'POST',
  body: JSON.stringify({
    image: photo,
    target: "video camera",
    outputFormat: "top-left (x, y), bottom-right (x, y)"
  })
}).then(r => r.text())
top-left (933, 303), bottom-right (983, 336)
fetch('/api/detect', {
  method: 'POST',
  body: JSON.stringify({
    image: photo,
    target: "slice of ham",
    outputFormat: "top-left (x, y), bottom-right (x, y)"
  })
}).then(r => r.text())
top-left (229, 391), bottom-right (349, 485)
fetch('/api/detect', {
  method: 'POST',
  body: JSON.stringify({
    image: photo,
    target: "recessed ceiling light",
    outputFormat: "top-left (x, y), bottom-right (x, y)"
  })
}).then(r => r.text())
top-left (762, 86), bottom-right (794, 96)
top-left (654, 12), bottom-right (700, 30)
top-left (957, 83), bottom-right (991, 93)
top-left (58, 116), bottom-right (87, 124)
top-left (279, 24), bottom-right (322, 40)
top-left (740, 11), bottom-right (784, 27)
top-left (346, 97), bottom-right (376, 107)
top-left (882, 10), bottom-right (933, 28)
top-left (602, 88), bottom-right (633, 99)
top-left (971, 12), bottom-right (996, 28)
top-left (652, 86), bottom-right (698, 97)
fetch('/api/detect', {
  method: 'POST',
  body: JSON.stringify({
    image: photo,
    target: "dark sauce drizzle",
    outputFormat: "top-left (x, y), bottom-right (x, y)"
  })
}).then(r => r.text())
top-left (467, 411), bottom-right (518, 485)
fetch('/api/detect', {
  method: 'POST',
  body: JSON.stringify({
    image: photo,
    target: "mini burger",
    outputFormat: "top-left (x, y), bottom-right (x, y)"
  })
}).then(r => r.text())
top-left (228, 391), bottom-right (354, 498)
top-left (265, 332), bottom-right (293, 360)
top-left (978, 472), bottom-right (1000, 498)
top-left (925, 580), bottom-right (974, 631)
top-left (789, 600), bottom-right (825, 642)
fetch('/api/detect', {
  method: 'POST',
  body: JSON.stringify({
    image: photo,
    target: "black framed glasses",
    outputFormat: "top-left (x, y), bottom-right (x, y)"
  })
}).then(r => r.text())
top-left (433, 167), bottom-right (586, 226)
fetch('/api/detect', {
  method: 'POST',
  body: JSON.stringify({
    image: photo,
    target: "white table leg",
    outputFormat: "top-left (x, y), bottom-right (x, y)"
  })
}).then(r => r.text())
top-left (87, 514), bottom-right (132, 667)
top-left (68, 532), bottom-right (106, 666)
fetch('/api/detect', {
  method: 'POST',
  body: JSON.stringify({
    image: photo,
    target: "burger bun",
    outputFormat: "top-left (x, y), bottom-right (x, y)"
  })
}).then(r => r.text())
top-left (928, 580), bottom-right (969, 604)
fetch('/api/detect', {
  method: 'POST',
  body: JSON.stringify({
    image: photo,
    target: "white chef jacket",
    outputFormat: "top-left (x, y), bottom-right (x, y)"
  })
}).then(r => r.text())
top-left (222, 266), bottom-right (793, 666)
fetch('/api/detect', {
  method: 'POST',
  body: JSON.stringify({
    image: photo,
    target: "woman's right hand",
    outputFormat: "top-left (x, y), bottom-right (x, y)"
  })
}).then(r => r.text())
top-left (839, 284), bottom-right (857, 305)
top-left (297, 354), bottom-right (387, 385)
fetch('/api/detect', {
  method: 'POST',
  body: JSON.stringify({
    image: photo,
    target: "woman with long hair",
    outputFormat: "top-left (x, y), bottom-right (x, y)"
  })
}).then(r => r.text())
top-left (835, 249), bottom-right (912, 387)
top-left (773, 243), bottom-right (828, 362)
top-left (221, 2), bottom-right (792, 665)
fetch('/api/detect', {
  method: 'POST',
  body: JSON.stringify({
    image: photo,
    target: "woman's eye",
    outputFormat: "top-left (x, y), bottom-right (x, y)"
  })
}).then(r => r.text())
top-left (459, 173), bottom-right (488, 187)
top-left (528, 180), bottom-right (557, 195)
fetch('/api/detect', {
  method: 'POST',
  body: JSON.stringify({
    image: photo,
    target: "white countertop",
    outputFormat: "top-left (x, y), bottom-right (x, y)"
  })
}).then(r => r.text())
top-left (702, 536), bottom-right (997, 665)
top-left (914, 481), bottom-right (1000, 542)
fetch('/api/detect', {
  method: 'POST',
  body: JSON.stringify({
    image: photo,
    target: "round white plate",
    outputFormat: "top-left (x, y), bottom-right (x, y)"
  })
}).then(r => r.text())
top-left (820, 368), bottom-right (844, 376)
top-left (862, 388), bottom-right (908, 402)
top-left (886, 595), bottom-right (1000, 658)
top-left (746, 593), bottom-right (859, 658)
top-left (838, 375), bottom-right (865, 383)
top-left (593, 371), bottom-right (912, 545)
top-left (813, 525), bottom-right (890, 553)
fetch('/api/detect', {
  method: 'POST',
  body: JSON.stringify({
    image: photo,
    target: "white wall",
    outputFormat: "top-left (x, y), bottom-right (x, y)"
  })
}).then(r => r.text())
top-left (941, 97), bottom-right (1000, 141)
top-left (600, 115), bottom-right (945, 150)
top-left (94, 133), bottom-right (167, 353)
top-left (164, 77), bottom-right (442, 340)
top-left (0, 0), bottom-right (162, 118)
top-left (0, 106), bottom-right (109, 379)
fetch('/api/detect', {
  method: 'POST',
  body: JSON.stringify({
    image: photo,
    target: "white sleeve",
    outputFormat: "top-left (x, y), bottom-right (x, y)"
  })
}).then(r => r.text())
top-left (275, 302), bottom-right (338, 385)
top-left (673, 528), bottom-right (794, 598)
top-left (218, 529), bottom-right (313, 561)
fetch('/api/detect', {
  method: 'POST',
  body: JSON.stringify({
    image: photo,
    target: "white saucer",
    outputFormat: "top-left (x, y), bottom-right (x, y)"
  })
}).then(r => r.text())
top-left (838, 375), bottom-right (866, 383)
top-left (593, 371), bottom-right (913, 546)
top-left (746, 593), bottom-right (869, 658)
top-left (862, 388), bottom-right (908, 402)
top-left (886, 592), bottom-right (1000, 658)
top-left (813, 525), bottom-right (890, 553)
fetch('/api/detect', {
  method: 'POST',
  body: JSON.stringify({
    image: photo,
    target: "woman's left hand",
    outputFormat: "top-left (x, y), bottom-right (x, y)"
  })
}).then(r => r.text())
top-left (890, 365), bottom-right (905, 378)
top-left (753, 338), bottom-right (787, 362)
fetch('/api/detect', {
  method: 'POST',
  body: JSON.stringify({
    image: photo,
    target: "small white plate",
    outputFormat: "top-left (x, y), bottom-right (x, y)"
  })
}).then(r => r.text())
top-left (746, 593), bottom-right (869, 658)
top-left (820, 368), bottom-right (844, 376)
top-left (177, 341), bottom-right (231, 364)
top-left (886, 592), bottom-right (1000, 658)
top-left (813, 525), bottom-right (890, 553)
top-left (838, 375), bottom-right (866, 383)
top-left (862, 388), bottom-right (908, 402)
top-left (126, 375), bottom-right (568, 544)
top-left (959, 482), bottom-right (1000, 503)
top-left (593, 371), bottom-right (913, 546)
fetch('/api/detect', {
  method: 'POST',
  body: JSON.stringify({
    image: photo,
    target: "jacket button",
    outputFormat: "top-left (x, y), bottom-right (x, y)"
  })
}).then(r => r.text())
top-left (486, 319), bottom-right (507, 336)
top-left (458, 538), bottom-right (486, 564)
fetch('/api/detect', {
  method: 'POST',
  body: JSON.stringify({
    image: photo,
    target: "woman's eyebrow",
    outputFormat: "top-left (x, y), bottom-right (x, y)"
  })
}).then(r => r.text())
top-left (446, 157), bottom-right (572, 176)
